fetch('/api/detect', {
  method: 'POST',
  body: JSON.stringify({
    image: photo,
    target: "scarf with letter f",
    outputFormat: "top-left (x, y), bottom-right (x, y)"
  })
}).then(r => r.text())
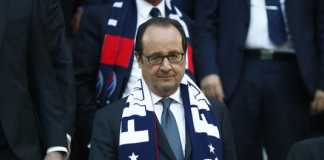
top-left (96, 0), bottom-right (195, 106)
top-left (118, 74), bottom-right (223, 160)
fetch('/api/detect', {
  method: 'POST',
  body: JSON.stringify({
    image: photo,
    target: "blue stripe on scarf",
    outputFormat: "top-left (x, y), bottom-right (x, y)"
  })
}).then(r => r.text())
top-left (119, 111), bottom-right (158, 160)
top-left (181, 83), bottom-right (223, 160)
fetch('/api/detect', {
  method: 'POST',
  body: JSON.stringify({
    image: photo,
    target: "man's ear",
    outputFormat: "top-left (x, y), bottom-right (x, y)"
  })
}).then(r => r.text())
top-left (135, 52), bottom-right (143, 68)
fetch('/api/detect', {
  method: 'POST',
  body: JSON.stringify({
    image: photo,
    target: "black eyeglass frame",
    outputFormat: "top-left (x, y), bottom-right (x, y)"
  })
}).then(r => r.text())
top-left (141, 53), bottom-right (185, 65)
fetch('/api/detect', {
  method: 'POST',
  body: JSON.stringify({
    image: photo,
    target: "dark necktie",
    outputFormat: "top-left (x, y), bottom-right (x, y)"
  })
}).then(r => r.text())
top-left (160, 98), bottom-right (184, 160)
top-left (265, 0), bottom-right (288, 45)
top-left (150, 7), bottom-right (161, 18)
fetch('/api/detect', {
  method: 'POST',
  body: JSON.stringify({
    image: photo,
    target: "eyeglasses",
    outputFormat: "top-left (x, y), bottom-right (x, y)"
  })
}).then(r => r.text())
top-left (142, 53), bottom-right (184, 65)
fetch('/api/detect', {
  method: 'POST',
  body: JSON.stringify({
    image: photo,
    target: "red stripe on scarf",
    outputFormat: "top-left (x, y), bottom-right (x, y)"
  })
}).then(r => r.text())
top-left (187, 44), bottom-right (194, 74)
top-left (101, 34), bottom-right (118, 65)
top-left (100, 34), bottom-right (134, 68)
top-left (116, 38), bottom-right (134, 68)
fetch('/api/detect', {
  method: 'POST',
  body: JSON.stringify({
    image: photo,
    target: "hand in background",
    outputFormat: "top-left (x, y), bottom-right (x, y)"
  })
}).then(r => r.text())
top-left (311, 89), bottom-right (324, 113)
top-left (71, 6), bottom-right (84, 33)
top-left (200, 74), bottom-right (225, 103)
top-left (45, 152), bottom-right (65, 160)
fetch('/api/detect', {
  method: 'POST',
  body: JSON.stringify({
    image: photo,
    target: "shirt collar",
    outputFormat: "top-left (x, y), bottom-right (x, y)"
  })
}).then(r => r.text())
top-left (136, 0), bottom-right (166, 19)
top-left (151, 87), bottom-right (182, 105)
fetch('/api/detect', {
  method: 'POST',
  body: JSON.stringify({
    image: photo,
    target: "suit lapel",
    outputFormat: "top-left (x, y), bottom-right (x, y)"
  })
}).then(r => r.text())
top-left (0, 0), bottom-right (8, 47)
top-left (157, 123), bottom-right (177, 160)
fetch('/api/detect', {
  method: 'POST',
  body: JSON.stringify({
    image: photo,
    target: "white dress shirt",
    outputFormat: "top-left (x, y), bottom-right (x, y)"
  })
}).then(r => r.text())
top-left (150, 88), bottom-right (186, 155)
top-left (245, 0), bottom-right (294, 52)
top-left (122, 0), bottom-right (166, 97)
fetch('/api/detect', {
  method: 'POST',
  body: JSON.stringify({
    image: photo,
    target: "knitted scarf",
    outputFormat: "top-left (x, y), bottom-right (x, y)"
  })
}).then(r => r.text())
top-left (118, 74), bottom-right (223, 160)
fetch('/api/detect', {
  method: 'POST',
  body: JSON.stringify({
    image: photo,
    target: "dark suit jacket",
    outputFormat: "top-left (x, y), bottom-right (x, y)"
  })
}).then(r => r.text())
top-left (0, 0), bottom-right (67, 159)
top-left (89, 97), bottom-right (237, 160)
top-left (195, 0), bottom-right (324, 99)
top-left (286, 137), bottom-right (324, 160)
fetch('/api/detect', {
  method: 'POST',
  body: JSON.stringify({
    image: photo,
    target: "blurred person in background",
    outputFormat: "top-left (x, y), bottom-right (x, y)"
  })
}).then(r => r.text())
top-left (0, 0), bottom-right (71, 159)
top-left (195, 0), bottom-right (324, 160)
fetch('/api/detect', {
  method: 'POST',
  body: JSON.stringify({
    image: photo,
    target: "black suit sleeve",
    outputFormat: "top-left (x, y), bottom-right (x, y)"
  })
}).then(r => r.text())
top-left (45, 0), bottom-right (75, 135)
top-left (209, 98), bottom-right (237, 160)
top-left (28, 0), bottom-right (67, 149)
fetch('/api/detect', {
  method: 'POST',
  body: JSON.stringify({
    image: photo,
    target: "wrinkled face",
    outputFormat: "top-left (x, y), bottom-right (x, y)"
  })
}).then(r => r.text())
top-left (137, 25), bottom-right (186, 97)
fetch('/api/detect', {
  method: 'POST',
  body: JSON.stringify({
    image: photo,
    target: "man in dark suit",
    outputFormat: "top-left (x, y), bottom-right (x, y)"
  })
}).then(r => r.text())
top-left (194, 0), bottom-right (324, 160)
top-left (72, 1), bottom-right (196, 159)
top-left (89, 17), bottom-right (236, 160)
top-left (0, 0), bottom-right (69, 159)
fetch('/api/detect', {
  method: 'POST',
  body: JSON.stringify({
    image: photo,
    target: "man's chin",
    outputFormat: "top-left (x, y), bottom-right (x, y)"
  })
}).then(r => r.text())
top-left (159, 84), bottom-right (177, 95)
top-left (158, 77), bottom-right (174, 81)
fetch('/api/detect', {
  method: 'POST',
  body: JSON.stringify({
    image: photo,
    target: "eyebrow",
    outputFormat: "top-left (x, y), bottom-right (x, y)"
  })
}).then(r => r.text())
top-left (149, 50), bottom-right (183, 56)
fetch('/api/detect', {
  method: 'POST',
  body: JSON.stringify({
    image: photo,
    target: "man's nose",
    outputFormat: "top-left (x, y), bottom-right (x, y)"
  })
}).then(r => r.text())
top-left (159, 57), bottom-right (172, 71)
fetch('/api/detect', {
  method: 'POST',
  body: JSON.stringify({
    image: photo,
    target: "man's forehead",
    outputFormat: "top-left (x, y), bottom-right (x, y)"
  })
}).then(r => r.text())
top-left (143, 25), bottom-right (181, 39)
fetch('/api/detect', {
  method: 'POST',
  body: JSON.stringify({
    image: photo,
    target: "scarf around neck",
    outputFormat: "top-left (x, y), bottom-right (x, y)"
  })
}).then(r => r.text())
top-left (118, 74), bottom-right (223, 160)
